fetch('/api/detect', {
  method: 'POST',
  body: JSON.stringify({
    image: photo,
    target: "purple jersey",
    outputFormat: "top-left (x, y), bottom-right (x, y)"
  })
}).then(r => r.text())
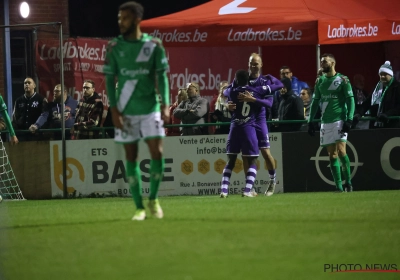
top-left (226, 74), bottom-right (282, 149)
top-left (249, 74), bottom-right (282, 122)
top-left (224, 84), bottom-right (271, 156)
top-left (224, 85), bottom-right (271, 128)
top-left (249, 74), bottom-right (282, 148)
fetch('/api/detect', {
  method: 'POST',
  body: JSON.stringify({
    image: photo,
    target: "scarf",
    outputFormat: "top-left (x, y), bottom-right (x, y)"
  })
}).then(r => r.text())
top-left (371, 77), bottom-right (394, 114)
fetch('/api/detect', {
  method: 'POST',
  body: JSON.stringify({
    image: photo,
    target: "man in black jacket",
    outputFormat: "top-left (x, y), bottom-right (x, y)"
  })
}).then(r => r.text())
top-left (353, 61), bottom-right (400, 129)
top-left (274, 78), bottom-right (304, 132)
top-left (72, 80), bottom-right (104, 139)
top-left (12, 77), bottom-right (47, 141)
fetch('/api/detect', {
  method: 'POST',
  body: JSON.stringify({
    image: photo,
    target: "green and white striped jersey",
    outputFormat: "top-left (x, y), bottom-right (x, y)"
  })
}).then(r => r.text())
top-left (0, 96), bottom-right (7, 112)
top-left (103, 33), bottom-right (169, 115)
top-left (314, 73), bottom-right (353, 123)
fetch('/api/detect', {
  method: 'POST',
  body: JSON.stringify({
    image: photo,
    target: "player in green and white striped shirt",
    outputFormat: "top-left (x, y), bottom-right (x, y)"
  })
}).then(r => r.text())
top-left (0, 95), bottom-right (18, 145)
top-left (103, 1), bottom-right (170, 221)
top-left (308, 53), bottom-right (355, 192)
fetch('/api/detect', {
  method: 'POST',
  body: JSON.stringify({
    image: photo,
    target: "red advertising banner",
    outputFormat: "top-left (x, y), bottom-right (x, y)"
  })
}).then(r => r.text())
top-left (36, 38), bottom-right (109, 108)
top-left (142, 0), bottom-right (400, 47)
top-left (142, 0), bottom-right (318, 47)
top-left (36, 38), bottom-right (258, 106)
top-left (318, 20), bottom-right (400, 45)
top-left (166, 46), bottom-right (259, 104)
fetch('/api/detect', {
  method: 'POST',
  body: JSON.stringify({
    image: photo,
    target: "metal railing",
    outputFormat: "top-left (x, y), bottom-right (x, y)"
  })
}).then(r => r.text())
top-left (2, 116), bottom-right (399, 139)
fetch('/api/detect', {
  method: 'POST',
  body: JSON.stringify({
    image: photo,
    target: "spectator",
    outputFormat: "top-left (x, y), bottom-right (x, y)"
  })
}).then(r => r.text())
top-left (29, 84), bottom-right (78, 140)
top-left (300, 87), bottom-right (320, 131)
top-left (211, 81), bottom-right (231, 134)
top-left (12, 77), bottom-right (47, 141)
top-left (166, 88), bottom-right (188, 136)
top-left (209, 81), bottom-right (228, 134)
top-left (354, 61), bottom-right (400, 129)
top-left (275, 78), bottom-right (304, 132)
top-left (72, 80), bottom-right (104, 139)
top-left (210, 81), bottom-right (227, 115)
top-left (300, 87), bottom-right (312, 120)
top-left (280, 66), bottom-right (309, 96)
top-left (173, 82), bottom-right (209, 135)
top-left (352, 74), bottom-right (370, 129)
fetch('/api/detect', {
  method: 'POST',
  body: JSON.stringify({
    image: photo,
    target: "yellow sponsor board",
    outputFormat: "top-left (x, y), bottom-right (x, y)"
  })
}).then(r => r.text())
top-left (50, 134), bottom-right (284, 197)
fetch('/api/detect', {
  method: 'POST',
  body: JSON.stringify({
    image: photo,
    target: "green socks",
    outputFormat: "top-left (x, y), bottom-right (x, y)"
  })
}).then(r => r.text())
top-left (126, 159), bottom-right (164, 206)
top-left (149, 158), bottom-right (165, 200)
top-left (339, 154), bottom-right (352, 186)
top-left (126, 161), bottom-right (144, 209)
top-left (330, 157), bottom-right (343, 191)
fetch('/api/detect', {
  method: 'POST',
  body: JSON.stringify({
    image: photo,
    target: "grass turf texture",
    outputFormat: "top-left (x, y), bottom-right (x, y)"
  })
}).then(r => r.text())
top-left (0, 191), bottom-right (399, 280)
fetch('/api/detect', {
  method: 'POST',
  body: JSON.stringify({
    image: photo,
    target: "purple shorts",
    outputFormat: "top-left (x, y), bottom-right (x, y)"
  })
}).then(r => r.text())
top-left (255, 120), bottom-right (270, 149)
top-left (226, 125), bottom-right (259, 156)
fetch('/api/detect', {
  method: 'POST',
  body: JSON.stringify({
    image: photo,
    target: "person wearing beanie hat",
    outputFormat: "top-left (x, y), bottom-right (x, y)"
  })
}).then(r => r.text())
top-left (378, 61), bottom-right (393, 77)
top-left (307, 53), bottom-right (355, 193)
top-left (353, 60), bottom-right (400, 129)
top-left (274, 77), bottom-right (304, 133)
top-left (280, 77), bottom-right (292, 92)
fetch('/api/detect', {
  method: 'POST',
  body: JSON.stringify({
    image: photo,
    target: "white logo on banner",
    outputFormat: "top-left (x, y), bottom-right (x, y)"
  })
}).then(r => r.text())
top-left (380, 137), bottom-right (400, 180)
top-left (219, 0), bottom-right (256, 15)
top-left (310, 141), bottom-right (363, 186)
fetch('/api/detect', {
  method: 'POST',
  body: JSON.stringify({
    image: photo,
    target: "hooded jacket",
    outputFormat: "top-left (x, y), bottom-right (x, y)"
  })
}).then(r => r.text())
top-left (277, 90), bottom-right (304, 132)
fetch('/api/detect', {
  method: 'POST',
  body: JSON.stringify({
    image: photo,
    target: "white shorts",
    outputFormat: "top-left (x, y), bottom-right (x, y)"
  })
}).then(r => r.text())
top-left (320, 120), bottom-right (347, 147)
top-left (114, 112), bottom-right (165, 143)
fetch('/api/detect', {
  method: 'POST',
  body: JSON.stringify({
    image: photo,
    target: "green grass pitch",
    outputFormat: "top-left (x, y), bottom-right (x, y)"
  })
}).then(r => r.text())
top-left (0, 191), bottom-right (399, 280)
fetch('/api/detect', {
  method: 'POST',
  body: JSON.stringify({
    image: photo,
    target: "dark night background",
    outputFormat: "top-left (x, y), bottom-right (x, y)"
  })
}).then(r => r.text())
top-left (68, 0), bottom-right (209, 38)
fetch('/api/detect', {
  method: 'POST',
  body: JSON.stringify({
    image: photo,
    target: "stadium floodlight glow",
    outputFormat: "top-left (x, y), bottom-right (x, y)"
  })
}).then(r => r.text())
top-left (19, 2), bottom-right (30, 19)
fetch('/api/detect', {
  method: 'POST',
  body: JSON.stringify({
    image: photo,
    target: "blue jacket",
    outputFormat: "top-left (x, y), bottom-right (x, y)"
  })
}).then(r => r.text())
top-left (291, 76), bottom-right (309, 96)
top-left (35, 96), bottom-right (78, 129)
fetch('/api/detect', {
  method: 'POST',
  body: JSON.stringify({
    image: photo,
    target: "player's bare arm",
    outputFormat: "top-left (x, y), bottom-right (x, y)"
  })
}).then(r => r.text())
top-left (160, 104), bottom-right (170, 124)
top-left (110, 107), bottom-right (124, 129)
top-left (227, 101), bottom-right (236, 111)
top-left (10, 135), bottom-right (18, 145)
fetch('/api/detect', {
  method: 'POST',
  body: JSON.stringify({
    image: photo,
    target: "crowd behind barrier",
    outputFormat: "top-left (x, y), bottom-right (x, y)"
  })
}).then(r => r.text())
top-left (2, 59), bottom-right (399, 141)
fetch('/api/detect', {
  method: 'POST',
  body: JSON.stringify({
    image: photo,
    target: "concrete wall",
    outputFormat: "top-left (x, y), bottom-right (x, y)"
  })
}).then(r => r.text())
top-left (5, 141), bottom-right (51, 199)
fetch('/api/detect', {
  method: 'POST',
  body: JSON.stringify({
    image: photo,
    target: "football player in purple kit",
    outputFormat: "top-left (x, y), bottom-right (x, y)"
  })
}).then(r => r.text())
top-left (220, 69), bottom-right (274, 198)
top-left (227, 53), bottom-right (283, 196)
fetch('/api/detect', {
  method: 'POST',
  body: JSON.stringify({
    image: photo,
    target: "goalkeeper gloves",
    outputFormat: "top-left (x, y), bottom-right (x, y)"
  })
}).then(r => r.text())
top-left (342, 120), bottom-right (353, 133)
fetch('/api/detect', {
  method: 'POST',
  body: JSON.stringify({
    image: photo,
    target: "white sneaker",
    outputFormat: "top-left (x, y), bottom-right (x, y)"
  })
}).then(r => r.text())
top-left (264, 180), bottom-right (276, 196)
top-left (242, 192), bottom-right (256, 198)
top-left (250, 188), bottom-right (258, 197)
top-left (220, 192), bottom-right (228, 198)
top-left (148, 199), bottom-right (164, 219)
top-left (132, 209), bottom-right (146, 221)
